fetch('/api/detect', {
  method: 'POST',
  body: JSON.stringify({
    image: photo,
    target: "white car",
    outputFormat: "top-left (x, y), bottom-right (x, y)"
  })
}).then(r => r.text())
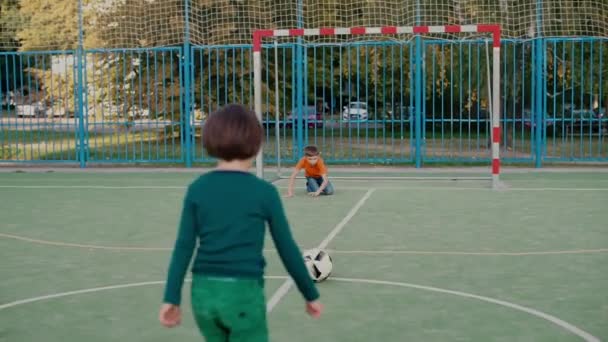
top-left (342, 102), bottom-right (369, 121)
top-left (16, 102), bottom-right (45, 118)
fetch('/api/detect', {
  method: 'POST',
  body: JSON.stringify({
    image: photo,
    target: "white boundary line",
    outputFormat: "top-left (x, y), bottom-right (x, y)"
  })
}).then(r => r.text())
top-left (266, 189), bottom-right (376, 313)
top-left (325, 249), bottom-right (608, 256)
top-left (1, 184), bottom-right (608, 191)
top-left (0, 276), bottom-right (599, 342)
top-left (330, 277), bottom-right (600, 342)
top-left (2, 233), bottom-right (607, 256)
top-left (0, 185), bottom-right (185, 189)
top-left (0, 233), bottom-right (171, 251)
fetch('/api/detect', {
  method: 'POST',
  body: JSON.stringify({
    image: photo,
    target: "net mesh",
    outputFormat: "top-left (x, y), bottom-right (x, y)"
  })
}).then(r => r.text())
top-left (0, 0), bottom-right (606, 50)
top-left (189, 0), bottom-right (608, 46)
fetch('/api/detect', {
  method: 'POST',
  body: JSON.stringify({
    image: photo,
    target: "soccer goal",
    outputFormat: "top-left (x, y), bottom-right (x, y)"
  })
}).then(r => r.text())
top-left (253, 25), bottom-right (502, 189)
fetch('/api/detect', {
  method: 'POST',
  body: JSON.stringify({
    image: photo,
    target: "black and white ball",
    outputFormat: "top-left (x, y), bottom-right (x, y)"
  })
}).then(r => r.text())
top-left (303, 248), bottom-right (333, 282)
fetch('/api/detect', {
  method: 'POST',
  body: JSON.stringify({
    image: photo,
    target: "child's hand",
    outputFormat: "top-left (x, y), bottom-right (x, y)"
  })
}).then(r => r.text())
top-left (309, 191), bottom-right (321, 197)
top-left (306, 300), bottom-right (323, 318)
top-left (159, 303), bottom-right (181, 328)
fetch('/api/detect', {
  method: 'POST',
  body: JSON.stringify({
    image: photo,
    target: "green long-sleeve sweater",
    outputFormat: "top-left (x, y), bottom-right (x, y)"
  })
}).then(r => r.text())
top-left (163, 170), bottom-right (319, 305)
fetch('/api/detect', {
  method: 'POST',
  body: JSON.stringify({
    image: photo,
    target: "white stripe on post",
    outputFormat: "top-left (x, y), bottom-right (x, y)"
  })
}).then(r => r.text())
top-left (461, 25), bottom-right (478, 32)
top-left (428, 26), bottom-right (446, 33)
top-left (396, 26), bottom-right (414, 34)
top-left (253, 51), bottom-right (264, 179)
top-left (334, 28), bottom-right (351, 35)
top-left (304, 29), bottom-right (320, 36)
top-left (492, 143), bottom-right (500, 162)
top-left (273, 30), bottom-right (290, 37)
top-left (365, 27), bottom-right (383, 34)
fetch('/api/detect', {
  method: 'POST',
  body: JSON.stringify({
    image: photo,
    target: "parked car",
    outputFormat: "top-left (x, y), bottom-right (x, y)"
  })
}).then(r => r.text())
top-left (342, 101), bottom-right (369, 121)
top-left (562, 105), bottom-right (607, 135)
top-left (16, 102), bottom-right (45, 118)
top-left (285, 106), bottom-right (323, 129)
top-left (387, 105), bottom-right (414, 121)
top-left (521, 109), bottom-right (556, 134)
top-left (545, 89), bottom-right (608, 135)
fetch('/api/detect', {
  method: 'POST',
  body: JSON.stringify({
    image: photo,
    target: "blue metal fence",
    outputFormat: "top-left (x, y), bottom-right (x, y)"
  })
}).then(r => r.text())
top-left (1, 38), bottom-right (607, 166)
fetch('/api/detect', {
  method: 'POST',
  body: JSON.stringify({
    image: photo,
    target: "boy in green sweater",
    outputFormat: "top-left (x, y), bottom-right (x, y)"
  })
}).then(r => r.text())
top-left (159, 104), bottom-right (322, 341)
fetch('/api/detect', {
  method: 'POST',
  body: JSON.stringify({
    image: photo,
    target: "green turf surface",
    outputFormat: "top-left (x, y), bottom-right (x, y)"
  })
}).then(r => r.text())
top-left (0, 171), bottom-right (607, 341)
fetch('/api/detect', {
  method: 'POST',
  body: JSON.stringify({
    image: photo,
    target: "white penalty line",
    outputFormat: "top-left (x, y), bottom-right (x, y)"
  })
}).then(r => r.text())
top-left (0, 185), bottom-right (185, 189)
top-left (265, 188), bottom-right (376, 313)
top-left (326, 249), bottom-right (608, 256)
top-left (0, 276), bottom-right (599, 342)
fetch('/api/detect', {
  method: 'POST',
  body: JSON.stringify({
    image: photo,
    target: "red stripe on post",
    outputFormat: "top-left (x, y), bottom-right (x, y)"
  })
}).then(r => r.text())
top-left (478, 24), bottom-right (501, 48)
top-left (381, 26), bottom-right (398, 34)
top-left (444, 25), bottom-right (462, 33)
top-left (319, 28), bottom-right (335, 36)
top-left (413, 26), bottom-right (429, 33)
top-left (492, 159), bottom-right (500, 175)
top-left (253, 36), bottom-right (262, 52)
top-left (493, 32), bottom-right (501, 48)
top-left (289, 29), bottom-right (305, 36)
top-left (492, 127), bottom-right (501, 144)
top-left (252, 30), bottom-right (274, 52)
top-left (351, 27), bottom-right (367, 35)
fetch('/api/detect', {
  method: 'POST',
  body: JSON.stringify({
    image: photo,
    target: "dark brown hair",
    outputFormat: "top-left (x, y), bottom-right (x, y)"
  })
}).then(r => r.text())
top-left (304, 145), bottom-right (320, 157)
top-left (202, 104), bottom-right (263, 161)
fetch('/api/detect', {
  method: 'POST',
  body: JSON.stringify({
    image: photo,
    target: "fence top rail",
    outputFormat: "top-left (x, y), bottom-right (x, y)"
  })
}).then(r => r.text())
top-left (85, 47), bottom-right (182, 54)
top-left (0, 50), bottom-right (76, 56)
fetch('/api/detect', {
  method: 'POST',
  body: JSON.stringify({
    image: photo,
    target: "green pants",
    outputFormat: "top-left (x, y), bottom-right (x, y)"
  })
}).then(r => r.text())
top-left (191, 274), bottom-right (268, 342)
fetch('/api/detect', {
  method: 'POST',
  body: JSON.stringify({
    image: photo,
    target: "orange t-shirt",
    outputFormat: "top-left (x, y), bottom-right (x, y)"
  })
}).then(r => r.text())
top-left (296, 157), bottom-right (328, 178)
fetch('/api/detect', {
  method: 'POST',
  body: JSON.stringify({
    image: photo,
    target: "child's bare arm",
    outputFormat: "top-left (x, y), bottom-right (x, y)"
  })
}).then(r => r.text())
top-left (286, 168), bottom-right (299, 197)
top-left (312, 174), bottom-right (329, 196)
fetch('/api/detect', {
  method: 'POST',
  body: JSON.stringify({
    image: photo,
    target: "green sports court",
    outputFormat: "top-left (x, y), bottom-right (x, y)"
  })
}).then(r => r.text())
top-left (1, 169), bottom-right (606, 342)
top-left (2, 0), bottom-right (608, 340)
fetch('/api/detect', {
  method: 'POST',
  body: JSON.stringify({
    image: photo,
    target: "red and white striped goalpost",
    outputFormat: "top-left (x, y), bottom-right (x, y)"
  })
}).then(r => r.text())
top-left (253, 25), bottom-right (501, 189)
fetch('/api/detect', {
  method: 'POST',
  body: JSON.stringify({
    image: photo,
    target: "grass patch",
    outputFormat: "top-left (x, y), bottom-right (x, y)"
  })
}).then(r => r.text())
top-left (1, 126), bottom-right (606, 162)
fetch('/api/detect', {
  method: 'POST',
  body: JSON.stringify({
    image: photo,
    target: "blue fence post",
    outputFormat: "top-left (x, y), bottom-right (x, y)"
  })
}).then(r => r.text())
top-left (76, 0), bottom-right (87, 168)
top-left (534, 0), bottom-right (544, 168)
top-left (413, 0), bottom-right (423, 168)
top-left (414, 37), bottom-right (423, 168)
top-left (183, 0), bottom-right (193, 167)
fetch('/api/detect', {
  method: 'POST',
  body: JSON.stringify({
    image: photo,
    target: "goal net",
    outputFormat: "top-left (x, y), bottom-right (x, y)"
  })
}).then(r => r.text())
top-left (253, 26), bottom-right (502, 189)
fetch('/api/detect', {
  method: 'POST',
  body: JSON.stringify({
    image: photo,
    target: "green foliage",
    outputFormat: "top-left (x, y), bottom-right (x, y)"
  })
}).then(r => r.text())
top-left (15, 0), bottom-right (101, 51)
top-left (1, 0), bottom-right (606, 120)
top-left (0, 0), bottom-right (20, 50)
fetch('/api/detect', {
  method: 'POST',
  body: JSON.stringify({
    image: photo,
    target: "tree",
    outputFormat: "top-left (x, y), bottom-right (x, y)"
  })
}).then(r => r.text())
top-left (0, 0), bottom-right (20, 50)
top-left (16, 0), bottom-right (102, 51)
top-left (0, 0), bottom-right (22, 95)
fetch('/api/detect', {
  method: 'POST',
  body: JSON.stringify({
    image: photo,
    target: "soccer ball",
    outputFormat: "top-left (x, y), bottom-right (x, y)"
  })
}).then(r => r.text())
top-left (303, 248), bottom-right (333, 282)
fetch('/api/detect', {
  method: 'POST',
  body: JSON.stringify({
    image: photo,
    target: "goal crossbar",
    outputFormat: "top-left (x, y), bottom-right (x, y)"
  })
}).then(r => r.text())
top-left (252, 25), bottom-right (501, 189)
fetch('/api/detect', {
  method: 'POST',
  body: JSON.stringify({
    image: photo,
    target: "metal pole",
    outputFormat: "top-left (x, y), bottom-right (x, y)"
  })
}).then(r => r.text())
top-left (183, 0), bottom-right (193, 168)
top-left (295, 0), bottom-right (305, 158)
top-left (254, 49), bottom-right (264, 178)
top-left (414, 0), bottom-right (423, 168)
top-left (534, 0), bottom-right (544, 168)
top-left (274, 40), bottom-right (281, 178)
top-left (76, 0), bottom-right (87, 168)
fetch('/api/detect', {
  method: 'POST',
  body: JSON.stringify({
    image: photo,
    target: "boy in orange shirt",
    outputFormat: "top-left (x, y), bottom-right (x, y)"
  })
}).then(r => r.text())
top-left (286, 145), bottom-right (334, 197)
